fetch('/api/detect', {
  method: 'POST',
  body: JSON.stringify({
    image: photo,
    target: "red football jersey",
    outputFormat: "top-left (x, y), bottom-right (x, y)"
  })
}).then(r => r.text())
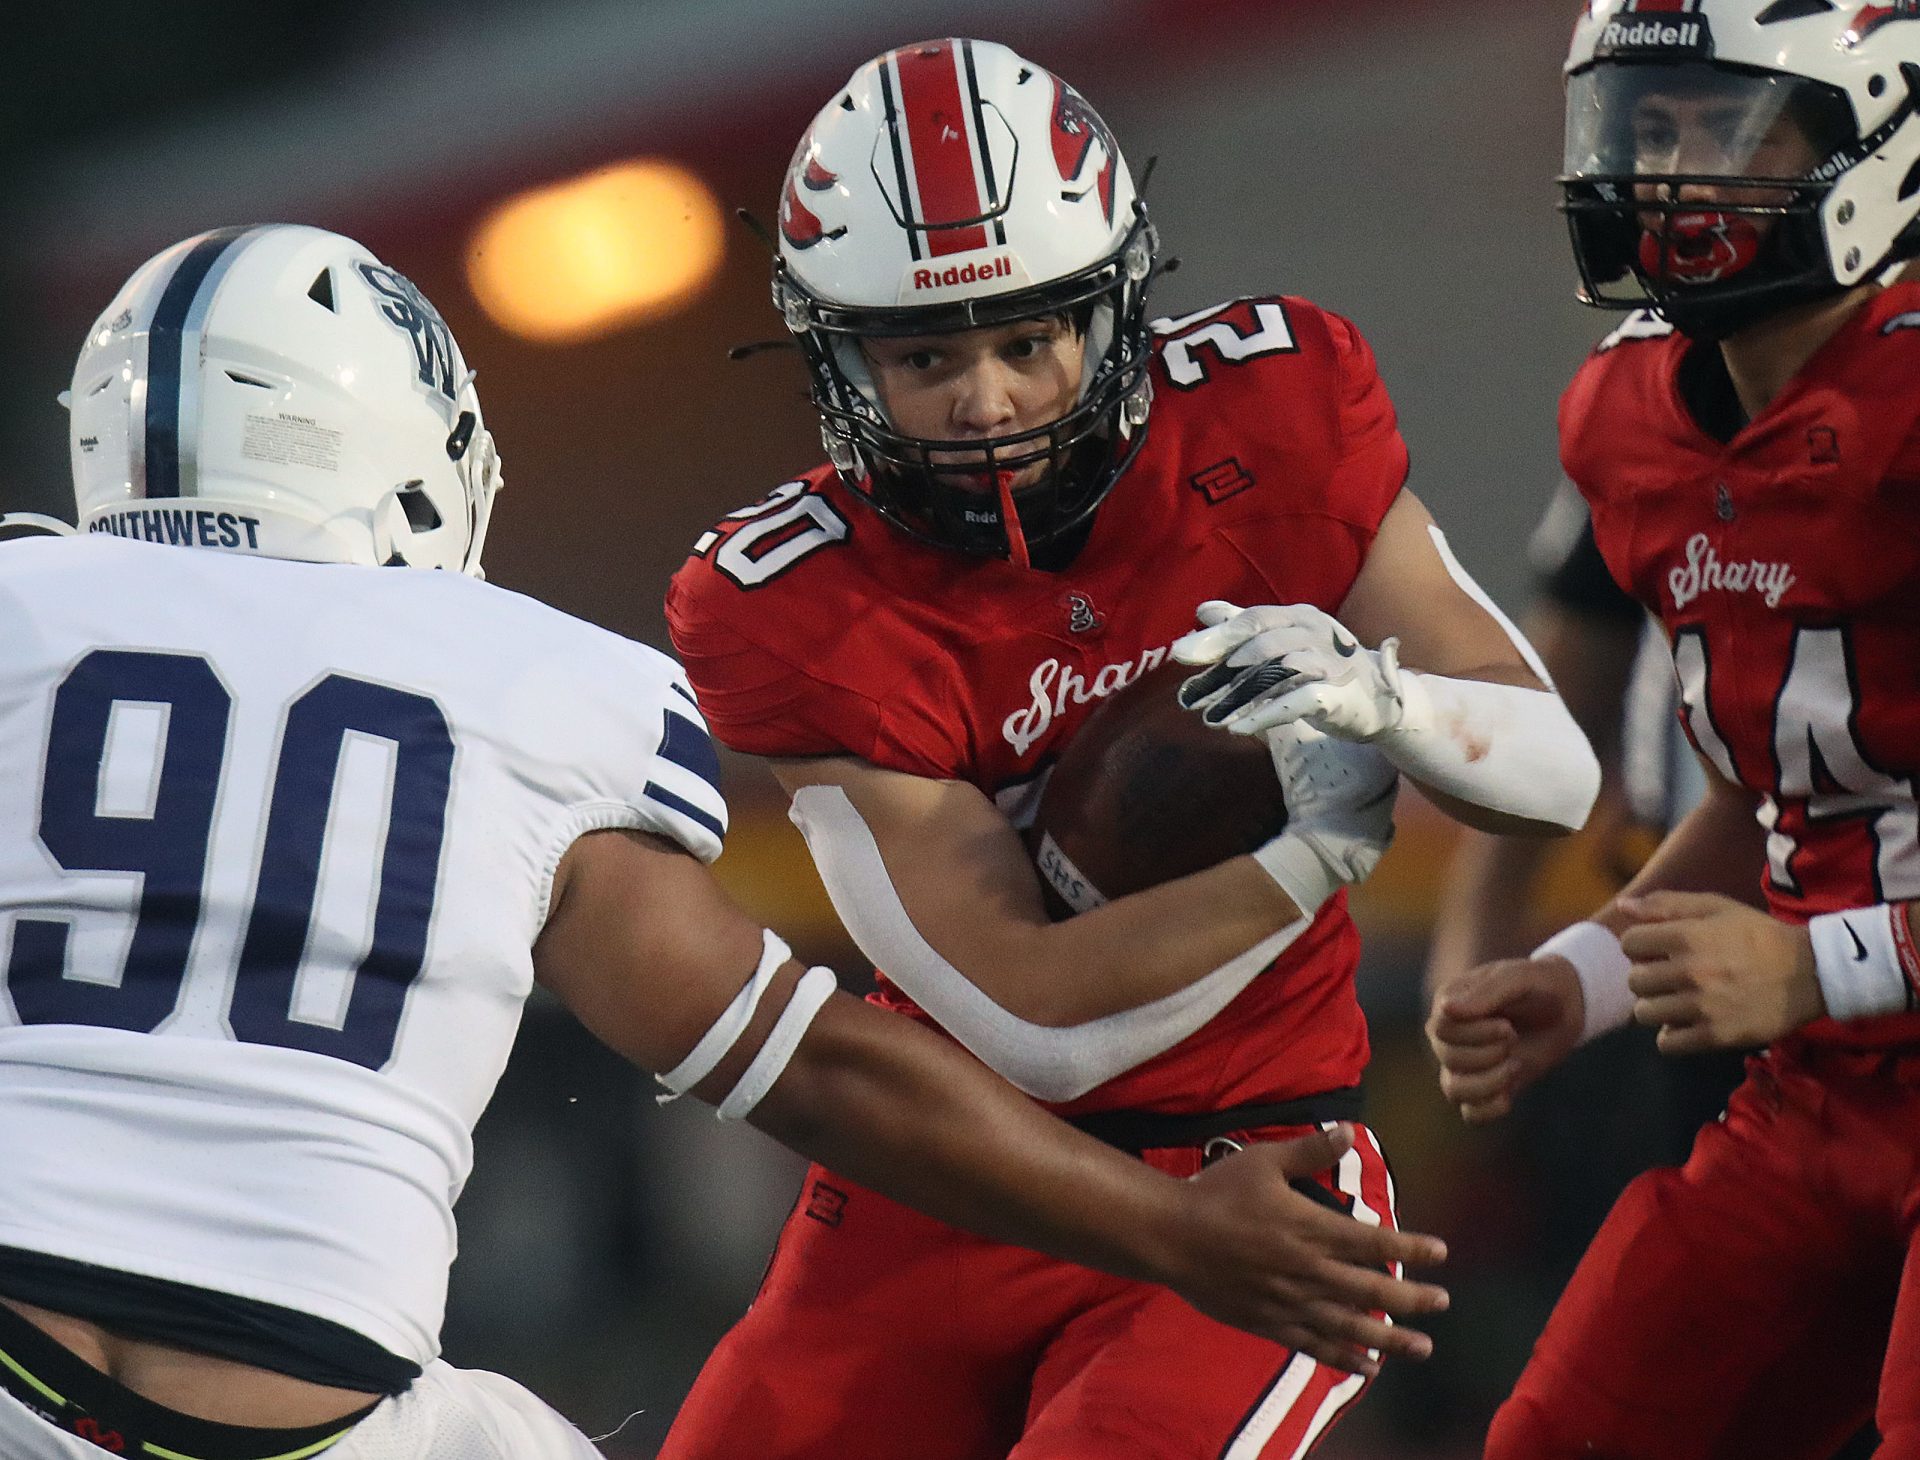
top-left (668, 297), bottom-right (1409, 1113)
top-left (1562, 286), bottom-right (1920, 1049)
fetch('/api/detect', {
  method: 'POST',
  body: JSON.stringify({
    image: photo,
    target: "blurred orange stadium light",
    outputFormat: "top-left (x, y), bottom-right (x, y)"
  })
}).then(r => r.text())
top-left (467, 160), bottom-right (728, 343)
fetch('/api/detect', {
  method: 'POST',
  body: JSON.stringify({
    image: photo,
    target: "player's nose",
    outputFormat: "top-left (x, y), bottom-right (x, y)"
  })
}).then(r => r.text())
top-left (948, 363), bottom-right (1020, 436)
top-left (1673, 178), bottom-right (1727, 205)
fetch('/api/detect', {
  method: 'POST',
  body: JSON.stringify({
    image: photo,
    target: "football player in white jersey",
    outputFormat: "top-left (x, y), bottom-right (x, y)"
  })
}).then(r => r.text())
top-left (0, 225), bottom-right (1450, 1460)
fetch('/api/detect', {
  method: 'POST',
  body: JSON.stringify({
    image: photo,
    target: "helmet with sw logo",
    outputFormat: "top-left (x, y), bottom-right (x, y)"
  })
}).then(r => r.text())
top-left (68, 224), bottom-right (502, 573)
top-left (773, 38), bottom-right (1157, 563)
top-left (1563, 0), bottom-right (1920, 338)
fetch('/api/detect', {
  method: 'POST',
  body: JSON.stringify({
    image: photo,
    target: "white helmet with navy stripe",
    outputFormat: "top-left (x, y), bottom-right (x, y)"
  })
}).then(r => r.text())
top-left (67, 224), bottom-right (502, 573)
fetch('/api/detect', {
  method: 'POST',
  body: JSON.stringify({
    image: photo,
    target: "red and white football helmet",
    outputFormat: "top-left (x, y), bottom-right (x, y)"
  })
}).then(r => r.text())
top-left (774, 38), bottom-right (1157, 562)
top-left (1563, 0), bottom-right (1920, 338)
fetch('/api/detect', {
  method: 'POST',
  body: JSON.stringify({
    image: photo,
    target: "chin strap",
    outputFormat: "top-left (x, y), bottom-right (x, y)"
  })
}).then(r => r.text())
top-left (994, 470), bottom-right (1032, 569)
top-left (0, 514), bottom-right (78, 537)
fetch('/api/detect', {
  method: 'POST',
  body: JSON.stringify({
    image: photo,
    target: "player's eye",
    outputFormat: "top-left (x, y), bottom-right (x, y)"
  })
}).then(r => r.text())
top-left (1706, 117), bottom-right (1745, 157)
top-left (902, 349), bottom-right (940, 371)
top-left (1005, 333), bottom-right (1051, 361)
top-left (1633, 119), bottom-right (1679, 161)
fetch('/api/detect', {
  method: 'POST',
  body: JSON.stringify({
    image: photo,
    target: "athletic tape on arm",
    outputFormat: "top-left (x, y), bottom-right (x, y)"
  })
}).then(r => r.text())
top-left (788, 784), bottom-right (1309, 1102)
top-left (655, 928), bottom-right (791, 1104)
top-left (716, 966), bottom-right (838, 1120)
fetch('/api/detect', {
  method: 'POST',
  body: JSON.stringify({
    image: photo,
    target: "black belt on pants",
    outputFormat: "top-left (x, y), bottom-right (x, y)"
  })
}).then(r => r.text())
top-left (1065, 1086), bottom-right (1366, 1156)
top-left (0, 1300), bottom-right (379, 1460)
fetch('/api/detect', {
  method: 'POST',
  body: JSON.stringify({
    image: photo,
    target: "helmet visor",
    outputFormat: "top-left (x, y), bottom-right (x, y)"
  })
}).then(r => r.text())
top-left (1565, 62), bottom-right (1853, 185)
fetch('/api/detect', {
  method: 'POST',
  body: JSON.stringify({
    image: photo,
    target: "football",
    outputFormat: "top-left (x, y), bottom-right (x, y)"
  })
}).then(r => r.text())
top-left (1026, 658), bottom-right (1288, 919)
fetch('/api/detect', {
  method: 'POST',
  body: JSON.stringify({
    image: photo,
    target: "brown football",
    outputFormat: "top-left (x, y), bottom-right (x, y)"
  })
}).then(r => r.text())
top-left (1025, 658), bottom-right (1288, 920)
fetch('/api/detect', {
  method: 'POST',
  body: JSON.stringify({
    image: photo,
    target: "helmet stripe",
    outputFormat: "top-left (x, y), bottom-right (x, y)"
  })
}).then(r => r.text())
top-left (874, 57), bottom-right (922, 263)
top-left (1625, 0), bottom-right (1700, 11)
top-left (892, 40), bottom-right (989, 258)
top-left (959, 40), bottom-right (1007, 247)
top-left (141, 226), bottom-right (255, 502)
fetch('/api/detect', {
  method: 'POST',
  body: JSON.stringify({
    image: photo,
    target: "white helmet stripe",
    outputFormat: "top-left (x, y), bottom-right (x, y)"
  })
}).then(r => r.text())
top-left (957, 39), bottom-right (1008, 248)
top-left (873, 56), bottom-right (923, 264)
top-left (140, 226), bottom-right (263, 502)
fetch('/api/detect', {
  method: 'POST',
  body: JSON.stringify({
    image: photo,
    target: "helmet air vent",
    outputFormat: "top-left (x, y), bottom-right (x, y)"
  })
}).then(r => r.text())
top-left (307, 268), bottom-right (336, 311)
top-left (224, 370), bottom-right (273, 389)
top-left (1755, 0), bottom-right (1836, 21)
top-left (1900, 155), bottom-right (1920, 202)
top-left (396, 483), bottom-right (442, 531)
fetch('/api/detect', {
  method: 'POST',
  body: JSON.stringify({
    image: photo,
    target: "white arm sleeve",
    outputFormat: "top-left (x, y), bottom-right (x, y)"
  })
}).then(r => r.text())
top-left (788, 785), bottom-right (1309, 1102)
top-left (1372, 526), bottom-right (1601, 831)
top-left (1381, 672), bottom-right (1600, 830)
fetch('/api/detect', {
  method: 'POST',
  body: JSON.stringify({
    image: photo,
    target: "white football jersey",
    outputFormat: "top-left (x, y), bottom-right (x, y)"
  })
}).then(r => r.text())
top-left (0, 535), bottom-right (727, 1366)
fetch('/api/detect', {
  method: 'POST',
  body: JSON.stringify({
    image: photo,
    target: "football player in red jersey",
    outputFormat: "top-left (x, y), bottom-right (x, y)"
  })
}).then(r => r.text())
top-left (1427, 2), bottom-right (1920, 1456)
top-left (664, 38), bottom-right (1601, 1459)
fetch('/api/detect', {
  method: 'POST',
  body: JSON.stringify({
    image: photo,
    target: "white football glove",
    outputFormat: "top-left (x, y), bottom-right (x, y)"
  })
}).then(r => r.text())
top-left (1173, 600), bottom-right (1407, 742)
top-left (1253, 721), bottom-right (1399, 918)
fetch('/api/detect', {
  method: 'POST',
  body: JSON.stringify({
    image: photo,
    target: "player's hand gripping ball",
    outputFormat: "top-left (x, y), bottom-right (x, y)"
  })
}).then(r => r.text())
top-left (1174, 600), bottom-right (1407, 742)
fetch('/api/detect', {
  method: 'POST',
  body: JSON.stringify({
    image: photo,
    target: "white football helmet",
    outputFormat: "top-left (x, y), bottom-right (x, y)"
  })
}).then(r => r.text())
top-left (1563, 0), bottom-right (1920, 338)
top-left (68, 224), bottom-right (502, 572)
top-left (774, 38), bottom-right (1156, 563)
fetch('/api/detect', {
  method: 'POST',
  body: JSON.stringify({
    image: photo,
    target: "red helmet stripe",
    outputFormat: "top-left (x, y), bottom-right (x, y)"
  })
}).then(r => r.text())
top-left (892, 41), bottom-right (989, 258)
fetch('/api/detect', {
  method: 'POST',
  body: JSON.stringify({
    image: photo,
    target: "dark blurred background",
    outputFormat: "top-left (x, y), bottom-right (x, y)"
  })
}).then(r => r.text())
top-left (4, 2), bottom-right (1682, 1454)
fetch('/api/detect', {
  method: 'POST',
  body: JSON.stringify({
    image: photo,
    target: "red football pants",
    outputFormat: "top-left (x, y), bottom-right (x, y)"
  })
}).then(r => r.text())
top-left (1488, 1043), bottom-right (1920, 1460)
top-left (659, 1123), bottom-right (1398, 1460)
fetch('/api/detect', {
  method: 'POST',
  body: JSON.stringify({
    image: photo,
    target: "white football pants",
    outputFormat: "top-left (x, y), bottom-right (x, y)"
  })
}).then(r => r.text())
top-left (0, 1358), bottom-right (604, 1460)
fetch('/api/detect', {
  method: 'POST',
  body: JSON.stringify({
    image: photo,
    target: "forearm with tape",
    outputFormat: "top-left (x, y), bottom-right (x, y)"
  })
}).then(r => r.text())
top-left (1376, 672), bottom-right (1599, 830)
top-left (789, 784), bottom-right (1309, 1102)
top-left (654, 926), bottom-right (840, 1120)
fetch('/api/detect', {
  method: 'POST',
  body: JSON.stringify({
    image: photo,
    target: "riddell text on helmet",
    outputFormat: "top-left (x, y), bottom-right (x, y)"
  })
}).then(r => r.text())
top-left (912, 256), bottom-right (1014, 290)
top-left (1598, 18), bottom-right (1709, 53)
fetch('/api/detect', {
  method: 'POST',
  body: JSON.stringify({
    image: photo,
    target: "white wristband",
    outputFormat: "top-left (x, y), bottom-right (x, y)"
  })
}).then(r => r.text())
top-left (717, 966), bottom-right (838, 1120)
top-left (1533, 920), bottom-right (1633, 1045)
top-left (1807, 906), bottom-right (1919, 1023)
top-left (1252, 833), bottom-right (1340, 920)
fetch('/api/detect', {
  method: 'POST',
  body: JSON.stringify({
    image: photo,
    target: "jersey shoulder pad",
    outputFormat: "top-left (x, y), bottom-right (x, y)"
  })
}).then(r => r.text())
top-left (608, 642), bottom-right (729, 864)
top-left (682, 471), bottom-right (853, 597)
top-left (1149, 296), bottom-right (1326, 394)
top-left (667, 541), bottom-right (889, 766)
top-left (1148, 296), bottom-right (1403, 536)
top-left (474, 590), bottom-right (730, 866)
top-left (1595, 309), bottom-right (1675, 354)
top-left (1561, 310), bottom-right (1678, 448)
